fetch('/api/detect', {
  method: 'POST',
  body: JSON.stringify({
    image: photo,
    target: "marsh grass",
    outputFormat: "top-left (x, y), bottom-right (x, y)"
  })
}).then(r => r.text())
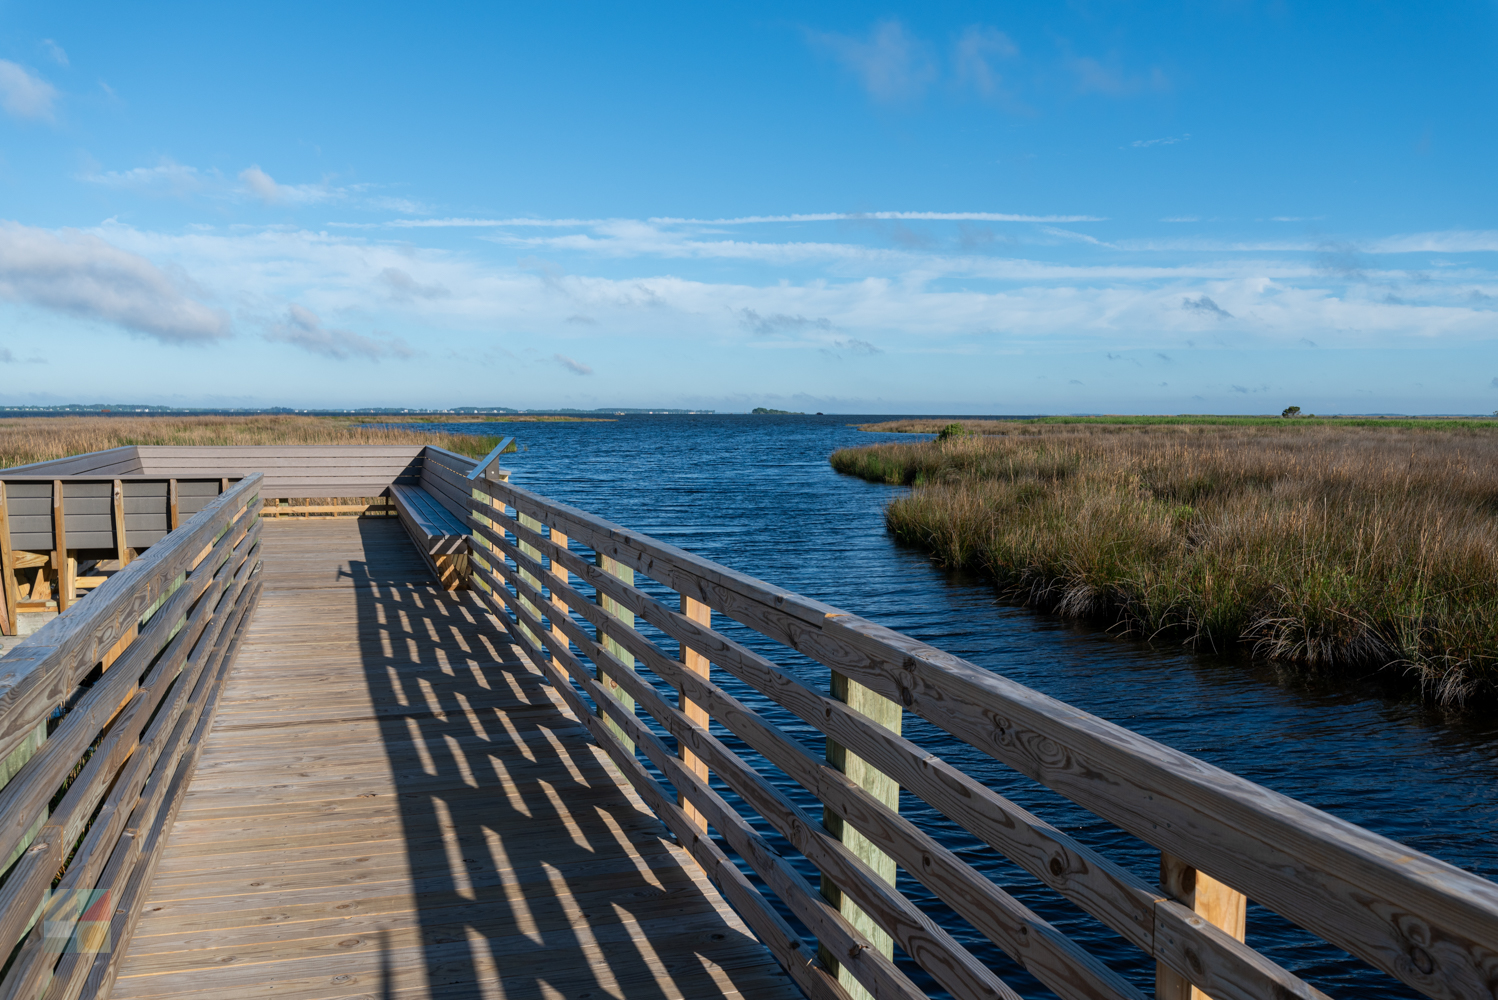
top-left (0, 415), bottom-right (505, 469)
top-left (832, 423), bottom-right (1498, 707)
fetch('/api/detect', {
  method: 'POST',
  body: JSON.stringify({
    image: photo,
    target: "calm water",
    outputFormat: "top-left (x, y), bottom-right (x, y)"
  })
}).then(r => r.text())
top-left (391, 414), bottom-right (1497, 999)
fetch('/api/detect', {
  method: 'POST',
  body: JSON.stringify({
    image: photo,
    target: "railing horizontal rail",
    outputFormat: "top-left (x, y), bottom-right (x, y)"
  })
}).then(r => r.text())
top-left (0, 475), bottom-right (264, 1000)
top-left (467, 473), bottom-right (1498, 1000)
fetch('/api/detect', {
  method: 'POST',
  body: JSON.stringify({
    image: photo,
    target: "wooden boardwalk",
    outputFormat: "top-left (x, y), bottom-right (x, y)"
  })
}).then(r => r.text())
top-left (108, 517), bottom-right (802, 1000)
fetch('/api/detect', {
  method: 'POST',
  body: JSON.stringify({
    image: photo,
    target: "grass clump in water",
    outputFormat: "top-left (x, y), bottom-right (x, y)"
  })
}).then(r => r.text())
top-left (831, 422), bottom-right (1498, 708)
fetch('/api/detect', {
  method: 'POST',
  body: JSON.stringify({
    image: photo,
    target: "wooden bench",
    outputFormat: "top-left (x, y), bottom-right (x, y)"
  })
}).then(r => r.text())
top-left (389, 483), bottom-right (470, 589)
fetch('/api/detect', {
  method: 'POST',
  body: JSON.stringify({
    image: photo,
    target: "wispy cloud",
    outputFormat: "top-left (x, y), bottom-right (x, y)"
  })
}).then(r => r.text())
top-left (0, 60), bottom-right (58, 120)
top-left (553, 353), bottom-right (593, 375)
top-left (80, 159), bottom-right (204, 197)
top-left (807, 19), bottom-right (937, 103)
top-left (0, 221), bottom-right (227, 343)
top-left (367, 210), bottom-right (1106, 228)
top-left (1130, 134), bottom-right (1189, 148)
top-left (266, 304), bottom-right (413, 360)
top-left (953, 26), bottom-right (1019, 104)
top-left (41, 40), bottom-right (68, 68)
top-left (240, 165), bottom-right (337, 206)
top-left (1064, 54), bottom-right (1169, 96)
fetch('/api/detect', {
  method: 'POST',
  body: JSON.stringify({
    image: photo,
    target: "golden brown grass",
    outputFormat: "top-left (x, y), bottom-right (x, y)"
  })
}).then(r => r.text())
top-left (832, 422), bottom-right (1498, 707)
top-left (0, 415), bottom-right (504, 469)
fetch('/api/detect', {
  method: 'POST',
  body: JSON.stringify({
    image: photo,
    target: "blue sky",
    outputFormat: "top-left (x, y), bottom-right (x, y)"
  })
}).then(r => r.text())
top-left (0, 1), bottom-right (1495, 413)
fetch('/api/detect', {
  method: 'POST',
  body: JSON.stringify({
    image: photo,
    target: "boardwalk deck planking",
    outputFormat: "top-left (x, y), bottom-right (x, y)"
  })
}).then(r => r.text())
top-left (108, 517), bottom-right (801, 1000)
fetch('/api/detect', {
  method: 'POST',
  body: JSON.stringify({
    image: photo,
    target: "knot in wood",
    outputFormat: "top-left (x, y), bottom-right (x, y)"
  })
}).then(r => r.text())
top-left (899, 685), bottom-right (913, 707)
top-left (1048, 856), bottom-right (1065, 878)
top-left (1186, 948), bottom-right (1203, 976)
top-left (1408, 945), bottom-right (1434, 976)
top-left (847, 943), bottom-right (863, 959)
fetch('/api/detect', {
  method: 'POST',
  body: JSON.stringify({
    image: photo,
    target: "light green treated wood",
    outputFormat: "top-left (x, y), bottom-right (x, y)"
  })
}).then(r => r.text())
top-left (516, 513), bottom-right (546, 651)
top-left (596, 555), bottom-right (637, 751)
top-left (820, 672), bottom-right (901, 1000)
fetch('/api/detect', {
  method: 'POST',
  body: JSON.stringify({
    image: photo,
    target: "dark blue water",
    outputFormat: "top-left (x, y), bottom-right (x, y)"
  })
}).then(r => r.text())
top-left (387, 414), bottom-right (1498, 999)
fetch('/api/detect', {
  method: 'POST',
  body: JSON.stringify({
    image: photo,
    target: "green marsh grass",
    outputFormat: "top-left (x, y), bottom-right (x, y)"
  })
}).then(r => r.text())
top-left (832, 422), bottom-right (1498, 707)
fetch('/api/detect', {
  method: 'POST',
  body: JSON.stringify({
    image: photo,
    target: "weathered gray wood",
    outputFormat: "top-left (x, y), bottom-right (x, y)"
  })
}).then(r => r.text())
top-left (103, 517), bottom-right (794, 1000)
top-left (56, 579), bottom-right (261, 1000)
top-left (475, 475), bottom-right (1496, 1000)
top-left (0, 448), bottom-right (143, 478)
top-left (75, 580), bottom-right (260, 1000)
top-left (478, 532), bottom-right (1141, 1000)
top-left (0, 504), bottom-right (261, 882)
top-left (476, 581), bottom-right (853, 1000)
top-left (0, 551), bottom-right (258, 1000)
top-left (0, 476), bottom-right (263, 766)
top-left (470, 568), bottom-right (924, 1000)
top-left (472, 553), bottom-right (1024, 1000)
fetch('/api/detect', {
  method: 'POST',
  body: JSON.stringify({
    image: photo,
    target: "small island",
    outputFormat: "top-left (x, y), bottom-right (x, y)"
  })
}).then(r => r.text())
top-left (752, 407), bottom-right (803, 415)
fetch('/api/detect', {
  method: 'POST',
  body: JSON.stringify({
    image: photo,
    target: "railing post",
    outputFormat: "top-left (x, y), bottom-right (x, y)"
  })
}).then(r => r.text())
top-left (468, 468), bottom-right (507, 605)
top-left (819, 671), bottom-right (901, 999)
top-left (112, 479), bottom-right (131, 568)
top-left (547, 529), bottom-right (570, 653)
top-left (1157, 853), bottom-right (1248, 1000)
top-left (516, 512), bottom-right (546, 651)
top-left (0, 482), bottom-right (16, 636)
top-left (678, 595), bottom-right (710, 829)
top-left (51, 480), bottom-right (70, 613)
top-left (596, 554), bottom-right (636, 751)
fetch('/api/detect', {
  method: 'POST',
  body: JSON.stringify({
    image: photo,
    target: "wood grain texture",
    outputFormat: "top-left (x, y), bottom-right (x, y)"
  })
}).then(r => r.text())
top-left (474, 475), bottom-right (1496, 1000)
top-left (0, 478), bottom-right (263, 768)
top-left (105, 517), bottom-right (801, 1000)
top-left (0, 482), bottom-right (16, 636)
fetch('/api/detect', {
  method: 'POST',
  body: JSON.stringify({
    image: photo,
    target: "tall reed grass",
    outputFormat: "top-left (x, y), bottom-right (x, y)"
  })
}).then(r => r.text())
top-left (832, 423), bottom-right (1498, 707)
top-left (0, 415), bottom-right (503, 469)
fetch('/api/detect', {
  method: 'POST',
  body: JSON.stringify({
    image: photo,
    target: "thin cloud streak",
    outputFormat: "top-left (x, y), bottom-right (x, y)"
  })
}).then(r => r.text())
top-left (365, 210), bottom-right (1107, 229)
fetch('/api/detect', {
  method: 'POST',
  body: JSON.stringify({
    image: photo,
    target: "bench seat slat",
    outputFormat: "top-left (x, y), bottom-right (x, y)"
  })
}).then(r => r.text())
top-left (391, 484), bottom-right (468, 553)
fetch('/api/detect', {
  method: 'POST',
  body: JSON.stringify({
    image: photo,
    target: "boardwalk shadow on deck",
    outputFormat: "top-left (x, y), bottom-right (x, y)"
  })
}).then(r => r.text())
top-left (343, 519), bottom-right (780, 998)
top-left (108, 518), bottom-right (798, 1000)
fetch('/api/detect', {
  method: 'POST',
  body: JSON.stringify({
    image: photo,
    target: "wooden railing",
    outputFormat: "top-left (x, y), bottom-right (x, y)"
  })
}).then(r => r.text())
top-left (0, 475), bottom-right (263, 1000)
top-left (463, 474), bottom-right (1498, 1000)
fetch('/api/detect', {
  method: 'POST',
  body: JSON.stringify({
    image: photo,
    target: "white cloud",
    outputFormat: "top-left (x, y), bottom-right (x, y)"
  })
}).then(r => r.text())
top-left (0, 221), bottom-right (228, 342)
top-left (80, 159), bottom-right (204, 197)
top-left (554, 353), bottom-right (592, 375)
top-left (60, 218), bottom-right (1498, 373)
top-left (239, 165), bottom-right (334, 206)
top-left (266, 304), bottom-right (414, 360)
top-left (0, 60), bottom-right (58, 120)
top-left (41, 40), bottom-right (68, 68)
top-left (1367, 231), bottom-right (1498, 254)
top-left (808, 19), bottom-right (937, 103)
